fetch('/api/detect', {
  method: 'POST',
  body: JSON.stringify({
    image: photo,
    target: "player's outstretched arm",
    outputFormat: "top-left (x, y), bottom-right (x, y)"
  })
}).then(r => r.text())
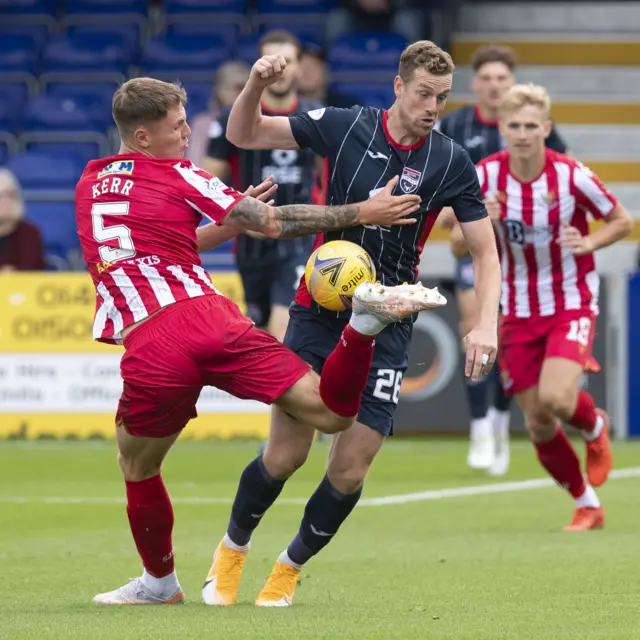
top-left (223, 176), bottom-right (420, 239)
top-left (226, 55), bottom-right (300, 150)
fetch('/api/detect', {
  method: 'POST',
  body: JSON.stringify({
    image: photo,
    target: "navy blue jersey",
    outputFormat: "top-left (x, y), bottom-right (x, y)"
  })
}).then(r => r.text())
top-left (207, 97), bottom-right (321, 261)
top-left (289, 105), bottom-right (487, 315)
top-left (437, 105), bottom-right (567, 164)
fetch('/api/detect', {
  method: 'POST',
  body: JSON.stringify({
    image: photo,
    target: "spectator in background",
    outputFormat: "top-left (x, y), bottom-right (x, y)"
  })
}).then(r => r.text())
top-left (298, 44), bottom-right (358, 108)
top-left (187, 61), bottom-right (250, 166)
top-left (0, 169), bottom-right (45, 272)
top-left (325, 0), bottom-right (425, 45)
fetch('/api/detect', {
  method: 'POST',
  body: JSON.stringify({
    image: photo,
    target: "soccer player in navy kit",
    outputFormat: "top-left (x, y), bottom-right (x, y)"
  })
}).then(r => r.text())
top-left (204, 31), bottom-right (321, 341)
top-left (203, 41), bottom-right (502, 607)
top-left (437, 45), bottom-right (568, 475)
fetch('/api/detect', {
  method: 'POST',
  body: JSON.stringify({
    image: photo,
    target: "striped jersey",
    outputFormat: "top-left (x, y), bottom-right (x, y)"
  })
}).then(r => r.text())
top-left (288, 105), bottom-right (487, 318)
top-left (75, 155), bottom-right (245, 344)
top-left (476, 149), bottom-right (618, 321)
top-left (206, 97), bottom-right (320, 261)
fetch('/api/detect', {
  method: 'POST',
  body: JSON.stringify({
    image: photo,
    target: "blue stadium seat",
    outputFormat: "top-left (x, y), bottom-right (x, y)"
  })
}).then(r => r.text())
top-left (167, 22), bottom-right (239, 49)
top-left (0, 34), bottom-right (40, 74)
top-left (25, 201), bottom-right (81, 270)
top-left (258, 0), bottom-right (333, 12)
top-left (234, 35), bottom-right (260, 65)
top-left (42, 30), bottom-right (133, 73)
top-left (0, 25), bottom-right (50, 48)
top-left (0, 90), bottom-right (25, 130)
top-left (257, 22), bottom-right (324, 46)
top-left (165, 0), bottom-right (246, 14)
top-left (8, 152), bottom-right (84, 190)
top-left (24, 141), bottom-right (102, 166)
top-left (45, 81), bottom-right (119, 105)
top-left (0, 140), bottom-right (10, 165)
top-left (22, 95), bottom-right (111, 132)
top-left (66, 24), bottom-right (140, 57)
top-left (329, 32), bottom-right (407, 72)
top-left (65, 0), bottom-right (147, 13)
top-left (331, 82), bottom-right (394, 109)
top-left (0, 0), bottom-right (56, 14)
top-left (141, 33), bottom-right (228, 72)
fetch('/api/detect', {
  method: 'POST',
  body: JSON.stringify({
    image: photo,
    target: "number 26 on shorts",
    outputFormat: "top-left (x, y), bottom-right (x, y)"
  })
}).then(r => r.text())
top-left (566, 317), bottom-right (591, 347)
top-left (372, 369), bottom-right (403, 404)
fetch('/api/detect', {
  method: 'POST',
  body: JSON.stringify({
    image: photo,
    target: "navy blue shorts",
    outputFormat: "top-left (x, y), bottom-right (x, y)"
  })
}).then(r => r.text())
top-left (284, 302), bottom-right (413, 436)
top-left (455, 256), bottom-right (475, 292)
top-left (238, 252), bottom-right (307, 327)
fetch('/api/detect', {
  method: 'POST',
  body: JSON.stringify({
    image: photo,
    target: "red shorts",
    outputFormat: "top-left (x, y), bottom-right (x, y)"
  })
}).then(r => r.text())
top-left (498, 309), bottom-right (597, 396)
top-left (116, 295), bottom-right (310, 438)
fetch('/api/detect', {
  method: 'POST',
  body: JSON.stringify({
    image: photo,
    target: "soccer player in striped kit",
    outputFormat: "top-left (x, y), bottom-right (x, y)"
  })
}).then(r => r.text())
top-left (451, 83), bottom-right (632, 531)
top-left (437, 45), bottom-right (568, 475)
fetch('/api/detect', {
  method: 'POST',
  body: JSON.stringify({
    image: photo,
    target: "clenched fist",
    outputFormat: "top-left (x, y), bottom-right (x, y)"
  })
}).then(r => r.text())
top-left (250, 54), bottom-right (287, 88)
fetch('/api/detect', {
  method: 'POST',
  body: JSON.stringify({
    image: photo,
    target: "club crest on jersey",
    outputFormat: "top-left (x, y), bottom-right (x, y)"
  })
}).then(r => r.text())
top-left (542, 191), bottom-right (558, 208)
top-left (400, 167), bottom-right (421, 193)
top-left (98, 161), bottom-right (134, 179)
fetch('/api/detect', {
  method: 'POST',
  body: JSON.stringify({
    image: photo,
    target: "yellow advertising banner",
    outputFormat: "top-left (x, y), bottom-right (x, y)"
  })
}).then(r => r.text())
top-left (0, 272), bottom-right (271, 440)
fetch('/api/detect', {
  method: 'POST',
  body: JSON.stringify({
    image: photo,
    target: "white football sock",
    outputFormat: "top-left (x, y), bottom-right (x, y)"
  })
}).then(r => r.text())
top-left (470, 417), bottom-right (493, 440)
top-left (583, 415), bottom-right (604, 442)
top-left (348, 311), bottom-right (385, 336)
top-left (142, 569), bottom-right (179, 596)
top-left (575, 485), bottom-right (601, 509)
top-left (488, 407), bottom-right (510, 440)
top-left (278, 550), bottom-right (303, 571)
top-left (223, 533), bottom-right (250, 553)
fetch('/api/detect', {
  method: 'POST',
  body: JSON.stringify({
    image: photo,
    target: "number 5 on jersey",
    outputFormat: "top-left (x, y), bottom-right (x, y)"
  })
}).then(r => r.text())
top-left (373, 369), bottom-right (403, 404)
top-left (92, 202), bottom-right (136, 262)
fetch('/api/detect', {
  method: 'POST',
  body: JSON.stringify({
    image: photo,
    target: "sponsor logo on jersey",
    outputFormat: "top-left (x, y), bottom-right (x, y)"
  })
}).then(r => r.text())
top-left (399, 167), bottom-right (421, 193)
top-left (97, 161), bottom-right (135, 179)
top-left (308, 108), bottom-right (326, 120)
top-left (96, 260), bottom-right (114, 274)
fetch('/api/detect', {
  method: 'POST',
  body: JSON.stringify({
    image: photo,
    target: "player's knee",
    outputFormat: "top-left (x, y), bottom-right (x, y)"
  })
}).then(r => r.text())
top-left (314, 411), bottom-right (353, 435)
top-left (262, 442), bottom-right (309, 479)
top-left (537, 385), bottom-right (574, 419)
top-left (117, 451), bottom-right (162, 482)
top-left (525, 411), bottom-right (557, 443)
top-left (327, 451), bottom-right (374, 494)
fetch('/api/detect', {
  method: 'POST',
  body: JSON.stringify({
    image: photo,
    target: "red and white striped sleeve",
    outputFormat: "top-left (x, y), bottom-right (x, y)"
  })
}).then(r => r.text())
top-left (171, 160), bottom-right (246, 223)
top-left (572, 161), bottom-right (618, 220)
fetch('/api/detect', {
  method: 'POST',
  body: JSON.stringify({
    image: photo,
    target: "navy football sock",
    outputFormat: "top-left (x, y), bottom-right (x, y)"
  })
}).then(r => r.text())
top-left (464, 366), bottom-right (491, 421)
top-left (227, 456), bottom-right (285, 547)
top-left (492, 365), bottom-right (512, 413)
top-left (287, 475), bottom-right (361, 566)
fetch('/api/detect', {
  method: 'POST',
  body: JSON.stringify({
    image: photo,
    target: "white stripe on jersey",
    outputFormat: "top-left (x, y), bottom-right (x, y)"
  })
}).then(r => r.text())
top-left (329, 107), bottom-right (364, 205)
top-left (96, 282), bottom-right (123, 339)
top-left (494, 223), bottom-right (510, 315)
top-left (193, 265), bottom-right (219, 293)
top-left (167, 265), bottom-right (205, 298)
top-left (111, 267), bottom-right (148, 322)
top-left (531, 173), bottom-right (555, 316)
top-left (138, 263), bottom-right (176, 307)
top-left (555, 162), bottom-right (581, 310)
top-left (485, 160), bottom-right (500, 193)
top-left (506, 175), bottom-right (530, 318)
top-left (573, 165), bottom-right (615, 216)
top-left (344, 115), bottom-right (379, 204)
top-left (586, 270), bottom-right (600, 315)
top-left (174, 162), bottom-right (236, 213)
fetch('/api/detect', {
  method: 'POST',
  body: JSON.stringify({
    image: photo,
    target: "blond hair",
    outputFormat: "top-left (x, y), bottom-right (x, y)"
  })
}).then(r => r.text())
top-left (500, 83), bottom-right (551, 116)
top-left (112, 77), bottom-right (187, 138)
top-left (0, 169), bottom-right (25, 222)
top-left (398, 40), bottom-right (455, 82)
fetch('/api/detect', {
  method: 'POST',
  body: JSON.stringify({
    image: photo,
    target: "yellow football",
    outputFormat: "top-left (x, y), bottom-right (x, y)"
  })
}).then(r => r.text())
top-left (304, 240), bottom-right (376, 311)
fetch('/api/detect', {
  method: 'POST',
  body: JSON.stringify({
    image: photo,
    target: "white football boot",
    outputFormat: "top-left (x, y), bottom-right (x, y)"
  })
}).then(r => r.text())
top-left (92, 577), bottom-right (184, 605)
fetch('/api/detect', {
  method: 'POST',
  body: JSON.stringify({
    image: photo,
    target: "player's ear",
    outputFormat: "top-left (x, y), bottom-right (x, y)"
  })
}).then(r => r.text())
top-left (393, 75), bottom-right (403, 100)
top-left (543, 118), bottom-right (552, 139)
top-left (133, 125), bottom-right (151, 149)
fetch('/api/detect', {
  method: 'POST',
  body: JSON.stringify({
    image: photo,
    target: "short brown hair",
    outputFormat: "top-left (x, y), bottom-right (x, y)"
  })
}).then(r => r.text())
top-left (470, 45), bottom-right (517, 72)
top-left (398, 40), bottom-right (455, 82)
top-left (258, 30), bottom-right (302, 59)
top-left (112, 77), bottom-right (187, 137)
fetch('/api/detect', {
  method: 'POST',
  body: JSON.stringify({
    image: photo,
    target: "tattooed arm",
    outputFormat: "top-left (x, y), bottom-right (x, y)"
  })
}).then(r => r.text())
top-left (222, 175), bottom-right (421, 238)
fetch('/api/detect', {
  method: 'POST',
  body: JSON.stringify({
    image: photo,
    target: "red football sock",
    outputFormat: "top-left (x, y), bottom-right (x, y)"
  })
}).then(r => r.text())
top-left (534, 428), bottom-right (586, 499)
top-left (320, 324), bottom-right (375, 417)
top-left (566, 390), bottom-right (597, 433)
top-left (125, 474), bottom-right (175, 578)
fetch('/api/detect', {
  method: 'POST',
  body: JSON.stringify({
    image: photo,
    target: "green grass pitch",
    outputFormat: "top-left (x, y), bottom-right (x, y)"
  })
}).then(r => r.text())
top-left (2, 438), bottom-right (639, 640)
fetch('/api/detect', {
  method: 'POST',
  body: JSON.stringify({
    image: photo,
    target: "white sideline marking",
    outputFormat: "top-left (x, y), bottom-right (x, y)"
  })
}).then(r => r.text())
top-left (3, 467), bottom-right (640, 507)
